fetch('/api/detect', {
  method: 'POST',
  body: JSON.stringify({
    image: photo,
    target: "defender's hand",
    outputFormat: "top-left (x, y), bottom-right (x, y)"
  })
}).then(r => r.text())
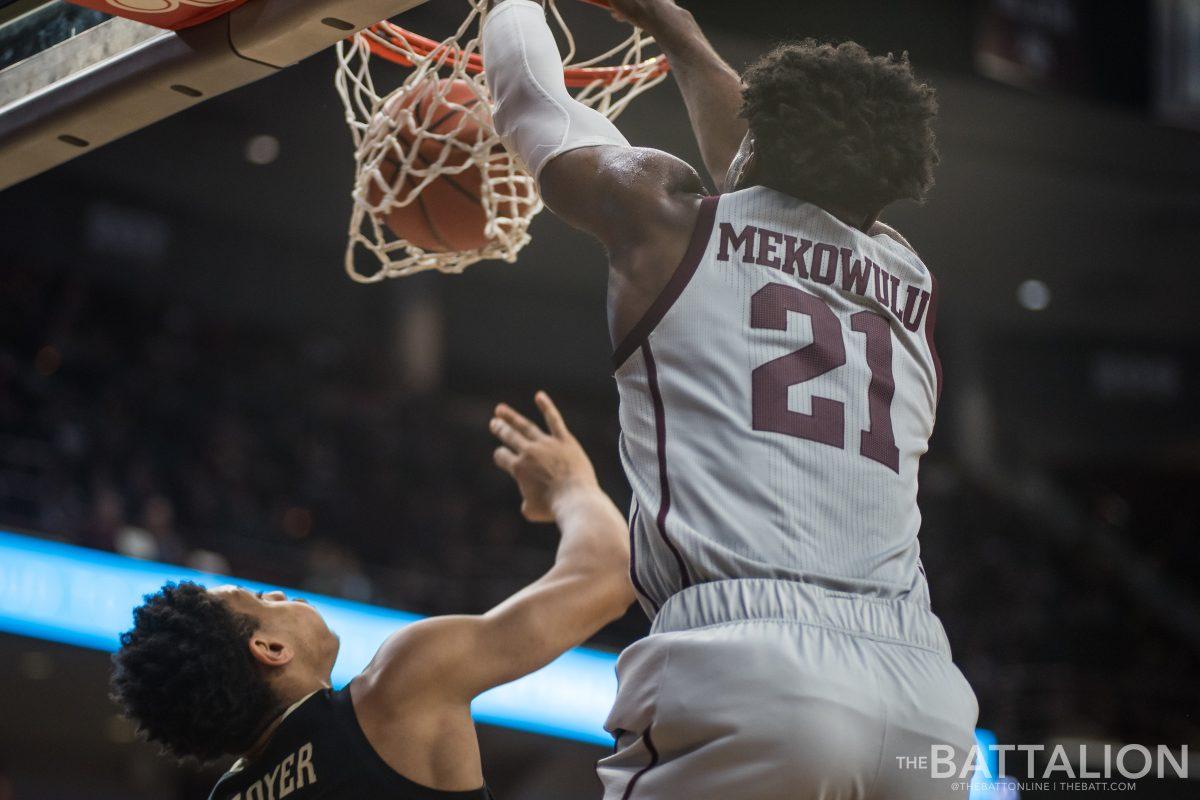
top-left (491, 392), bottom-right (599, 523)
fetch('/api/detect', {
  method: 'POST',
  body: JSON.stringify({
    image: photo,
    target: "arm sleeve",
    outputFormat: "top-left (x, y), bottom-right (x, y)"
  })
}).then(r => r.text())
top-left (481, 0), bottom-right (629, 181)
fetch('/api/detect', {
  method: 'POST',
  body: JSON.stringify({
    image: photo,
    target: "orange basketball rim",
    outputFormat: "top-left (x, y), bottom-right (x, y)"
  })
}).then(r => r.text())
top-left (363, 0), bottom-right (671, 88)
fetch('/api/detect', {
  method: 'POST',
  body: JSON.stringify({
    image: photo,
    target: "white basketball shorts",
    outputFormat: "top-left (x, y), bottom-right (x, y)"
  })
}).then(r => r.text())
top-left (597, 578), bottom-right (979, 800)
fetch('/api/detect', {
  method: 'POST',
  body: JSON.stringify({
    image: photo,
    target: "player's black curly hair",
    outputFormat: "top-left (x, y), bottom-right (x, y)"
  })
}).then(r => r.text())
top-left (110, 581), bottom-right (281, 762)
top-left (739, 39), bottom-right (939, 215)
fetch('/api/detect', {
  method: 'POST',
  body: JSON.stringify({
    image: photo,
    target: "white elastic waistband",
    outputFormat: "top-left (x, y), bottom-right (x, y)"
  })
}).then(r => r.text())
top-left (651, 578), bottom-right (953, 656)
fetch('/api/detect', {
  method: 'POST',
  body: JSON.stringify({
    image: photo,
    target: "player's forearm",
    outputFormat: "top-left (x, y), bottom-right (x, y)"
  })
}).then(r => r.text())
top-left (370, 490), bottom-right (632, 702)
top-left (497, 487), bottom-right (633, 670)
top-left (549, 485), bottom-right (633, 616)
top-left (463, 488), bottom-right (631, 693)
top-left (644, 5), bottom-right (746, 191)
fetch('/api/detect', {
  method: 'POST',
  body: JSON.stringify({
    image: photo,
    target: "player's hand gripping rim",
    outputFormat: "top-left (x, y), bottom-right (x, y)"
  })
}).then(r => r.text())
top-left (490, 391), bottom-right (600, 523)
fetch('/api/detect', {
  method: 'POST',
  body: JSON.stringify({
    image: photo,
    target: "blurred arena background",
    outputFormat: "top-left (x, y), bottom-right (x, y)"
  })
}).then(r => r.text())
top-left (1, 0), bottom-right (1199, 797)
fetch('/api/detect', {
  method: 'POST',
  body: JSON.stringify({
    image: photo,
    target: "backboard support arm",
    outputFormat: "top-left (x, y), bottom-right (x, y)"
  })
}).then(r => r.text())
top-left (0, 0), bottom-right (429, 190)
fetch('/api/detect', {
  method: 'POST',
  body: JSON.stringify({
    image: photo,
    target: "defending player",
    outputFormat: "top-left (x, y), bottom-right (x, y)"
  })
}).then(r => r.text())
top-left (111, 393), bottom-right (632, 799)
top-left (482, 1), bottom-right (978, 797)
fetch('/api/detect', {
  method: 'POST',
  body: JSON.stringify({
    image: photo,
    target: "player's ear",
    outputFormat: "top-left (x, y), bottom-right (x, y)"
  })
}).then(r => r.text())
top-left (248, 633), bottom-right (294, 668)
top-left (744, 136), bottom-right (758, 171)
top-left (726, 132), bottom-right (758, 191)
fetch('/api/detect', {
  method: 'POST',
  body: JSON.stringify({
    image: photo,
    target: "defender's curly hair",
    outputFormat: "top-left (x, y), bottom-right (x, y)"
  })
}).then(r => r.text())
top-left (111, 581), bottom-right (280, 762)
top-left (740, 39), bottom-right (939, 214)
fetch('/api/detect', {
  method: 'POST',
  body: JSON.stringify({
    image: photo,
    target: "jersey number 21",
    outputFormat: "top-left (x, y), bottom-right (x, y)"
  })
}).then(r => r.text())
top-left (750, 282), bottom-right (900, 473)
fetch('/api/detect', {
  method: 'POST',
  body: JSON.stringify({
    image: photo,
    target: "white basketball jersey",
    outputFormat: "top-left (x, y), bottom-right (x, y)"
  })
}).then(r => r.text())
top-left (614, 186), bottom-right (943, 616)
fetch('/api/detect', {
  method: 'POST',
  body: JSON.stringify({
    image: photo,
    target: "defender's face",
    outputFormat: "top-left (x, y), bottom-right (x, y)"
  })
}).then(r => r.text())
top-left (211, 585), bottom-right (340, 676)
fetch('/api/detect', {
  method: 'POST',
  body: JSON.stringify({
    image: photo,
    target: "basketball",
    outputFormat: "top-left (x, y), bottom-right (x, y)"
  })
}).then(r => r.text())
top-left (368, 79), bottom-right (535, 253)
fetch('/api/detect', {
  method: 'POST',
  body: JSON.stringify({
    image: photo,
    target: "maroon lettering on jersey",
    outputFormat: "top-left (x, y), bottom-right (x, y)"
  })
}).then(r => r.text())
top-left (851, 311), bottom-right (901, 472)
top-left (810, 242), bottom-right (839, 285)
top-left (840, 249), bottom-right (872, 296)
top-left (750, 283), bottom-right (847, 448)
top-left (717, 223), bottom-right (757, 262)
top-left (781, 235), bottom-right (812, 277)
top-left (714, 219), bottom-right (930, 336)
top-left (886, 274), bottom-right (902, 316)
top-left (899, 286), bottom-right (931, 332)
top-left (872, 262), bottom-right (893, 308)
top-left (755, 228), bottom-right (784, 269)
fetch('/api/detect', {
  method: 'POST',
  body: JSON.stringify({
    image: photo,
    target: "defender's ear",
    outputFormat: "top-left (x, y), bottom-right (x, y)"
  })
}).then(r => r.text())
top-left (248, 634), bottom-right (294, 668)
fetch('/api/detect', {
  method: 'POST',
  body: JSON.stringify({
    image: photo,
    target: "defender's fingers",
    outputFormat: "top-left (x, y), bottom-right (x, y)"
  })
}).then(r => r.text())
top-left (493, 446), bottom-right (518, 474)
top-left (495, 403), bottom-right (543, 440)
top-left (535, 391), bottom-right (568, 438)
top-left (491, 416), bottom-right (530, 451)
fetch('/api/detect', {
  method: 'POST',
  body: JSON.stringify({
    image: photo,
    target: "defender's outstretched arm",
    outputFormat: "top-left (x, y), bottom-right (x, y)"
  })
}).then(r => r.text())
top-left (608, 0), bottom-right (746, 191)
top-left (355, 393), bottom-right (633, 706)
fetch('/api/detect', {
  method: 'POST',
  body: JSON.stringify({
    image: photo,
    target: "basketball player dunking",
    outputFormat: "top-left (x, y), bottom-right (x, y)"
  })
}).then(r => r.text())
top-left (482, 1), bottom-right (979, 797)
top-left (111, 394), bottom-right (633, 799)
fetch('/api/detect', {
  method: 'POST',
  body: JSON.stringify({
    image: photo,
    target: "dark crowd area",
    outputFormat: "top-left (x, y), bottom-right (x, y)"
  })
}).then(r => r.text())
top-left (1, 256), bottom-right (1197, 752)
top-left (0, 257), bottom-right (632, 636)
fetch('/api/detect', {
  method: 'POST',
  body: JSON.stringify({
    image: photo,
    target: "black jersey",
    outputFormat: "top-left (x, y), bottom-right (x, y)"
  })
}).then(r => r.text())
top-left (208, 686), bottom-right (493, 800)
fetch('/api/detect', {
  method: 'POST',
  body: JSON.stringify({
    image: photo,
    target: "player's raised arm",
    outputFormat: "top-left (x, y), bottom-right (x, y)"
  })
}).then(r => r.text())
top-left (607, 0), bottom-right (746, 191)
top-left (354, 392), bottom-right (633, 707)
top-left (481, 0), bottom-right (703, 254)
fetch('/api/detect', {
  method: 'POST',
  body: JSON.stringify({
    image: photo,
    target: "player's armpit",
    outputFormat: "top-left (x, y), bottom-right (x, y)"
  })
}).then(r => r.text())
top-left (539, 144), bottom-right (705, 256)
top-left (541, 146), bottom-right (708, 349)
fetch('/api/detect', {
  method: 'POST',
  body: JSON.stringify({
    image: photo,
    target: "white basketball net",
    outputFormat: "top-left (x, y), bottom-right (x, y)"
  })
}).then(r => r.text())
top-left (333, 0), bottom-right (669, 281)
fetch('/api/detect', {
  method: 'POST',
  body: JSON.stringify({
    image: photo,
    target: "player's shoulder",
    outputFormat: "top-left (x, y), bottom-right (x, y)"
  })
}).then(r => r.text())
top-left (603, 147), bottom-right (705, 232)
top-left (868, 220), bottom-right (918, 256)
top-left (543, 145), bottom-right (705, 223)
top-left (598, 145), bottom-right (705, 193)
top-left (538, 144), bottom-right (705, 254)
top-left (353, 615), bottom-right (480, 710)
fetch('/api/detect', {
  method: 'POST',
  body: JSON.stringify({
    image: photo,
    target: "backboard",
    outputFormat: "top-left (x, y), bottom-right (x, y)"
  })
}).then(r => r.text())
top-left (0, 0), bottom-right (429, 190)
